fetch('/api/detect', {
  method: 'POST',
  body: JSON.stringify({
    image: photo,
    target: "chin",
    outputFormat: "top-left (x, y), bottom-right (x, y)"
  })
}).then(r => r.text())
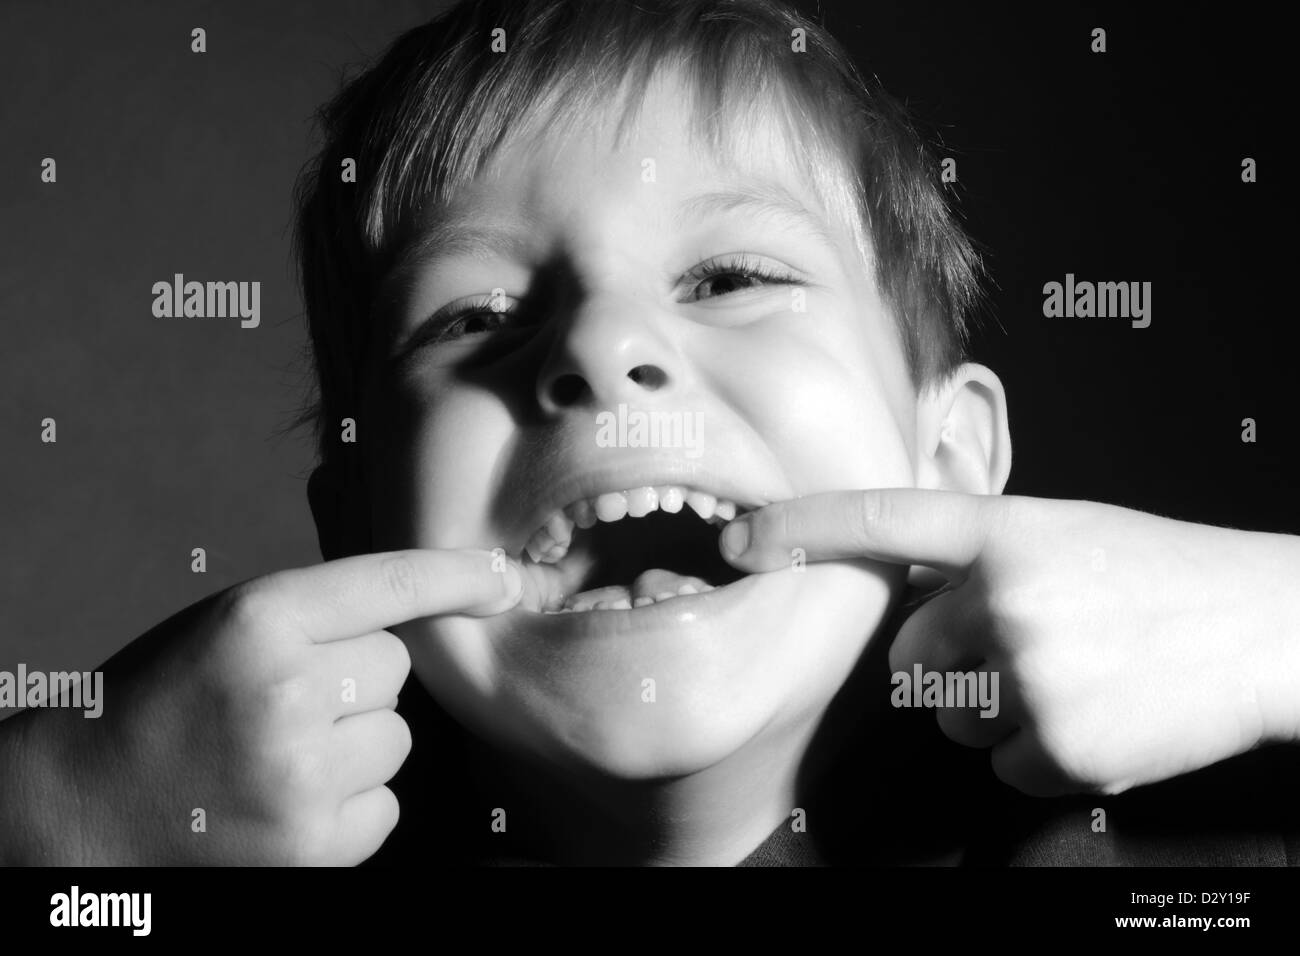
top-left (400, 560), bottom-right (898, 781)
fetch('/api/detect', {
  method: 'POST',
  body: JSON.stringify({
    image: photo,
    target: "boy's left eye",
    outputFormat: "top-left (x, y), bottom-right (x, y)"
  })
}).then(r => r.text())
top-left (680, 253), bottom-right (804, 303)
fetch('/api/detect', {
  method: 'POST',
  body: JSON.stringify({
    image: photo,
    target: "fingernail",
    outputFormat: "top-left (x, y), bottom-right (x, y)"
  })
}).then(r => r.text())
top-left (720, 517), bottom-right (751, 560)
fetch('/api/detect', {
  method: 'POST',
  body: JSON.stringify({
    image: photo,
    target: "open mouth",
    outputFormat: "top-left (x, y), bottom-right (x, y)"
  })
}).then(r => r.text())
top-left (518, 486), bottom-right (753, 613)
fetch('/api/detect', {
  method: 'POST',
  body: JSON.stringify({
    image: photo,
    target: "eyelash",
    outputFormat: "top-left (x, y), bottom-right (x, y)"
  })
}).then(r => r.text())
top-left (416, 254), bottom-right (803, 349)
top-left (682, 254), bottom-right (804, 302)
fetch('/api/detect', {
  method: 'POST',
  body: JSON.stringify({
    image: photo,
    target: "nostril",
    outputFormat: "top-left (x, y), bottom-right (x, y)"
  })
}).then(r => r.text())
top-left (548, 373), bottom-right (589, 407)
top-left (627, 364), bottom-right (668, 391)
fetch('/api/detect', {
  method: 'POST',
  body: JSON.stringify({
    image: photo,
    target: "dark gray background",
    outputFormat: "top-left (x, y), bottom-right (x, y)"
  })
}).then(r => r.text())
top-left (0, 1), bottom-right (452, 672)
top-left (2, 1), bottom-right (1290, 677)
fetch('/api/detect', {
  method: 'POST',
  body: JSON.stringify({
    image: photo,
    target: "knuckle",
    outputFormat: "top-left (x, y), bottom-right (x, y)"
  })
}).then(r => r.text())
top-left (982, 496), bottom-right (1026, 557)
top-left (345, 789), bottom-right (400, 866)
top-left (379, 554), bottom-right (421, 607)
top-left (379, 631), bottom-right (413, 679)
top-left (934, 707), bottom-right (967, 744)
top-left (261, 674), bottom-right (315, 724)
top-left (768, 503), bottom-right (794, 548)
top-left (886, 640), bottom-right (909, 676)
top-left (936, 707), bottom-right (992, 749)
top-left (260, 738), bottom-right (328, 800)
top-left (887, 622), bottom-right (923, 674)
top-left (286, 744), bottom-right (328, 793)
top-left (365, 709), bottom-right (412, 769)
top-left (986, 582), bottom-right (1039, 625)
top-left (996, 494), bottom-right (1037, 530)
top-left (389, 713), bottom-right (413, 762)
top-left (853, 489), bottom-right (890, 548)
top-left (749, 503), bottom-right (789, 552)
top-left (381, 784), bottom-right (401, 824)
top-left (277, 815), bottom-right (333, 867)
top-left (221, 581), bottom-right (289, 636)
top-left (220, 585), bottom-right (269, 633)
top-left (988, 746), bottom-right (1016, 787)
top-left (372, 786), bottom-right (401, 837)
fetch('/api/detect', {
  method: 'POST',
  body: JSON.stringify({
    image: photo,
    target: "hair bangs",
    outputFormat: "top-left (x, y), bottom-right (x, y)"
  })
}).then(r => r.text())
top-left (358, 0), bottom-right (870, 285)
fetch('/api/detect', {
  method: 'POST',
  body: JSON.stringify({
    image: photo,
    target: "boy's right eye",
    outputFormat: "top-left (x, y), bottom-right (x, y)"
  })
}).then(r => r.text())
top-left (403, 292), bottom-right (527, 353)
top-left (440, 304), bottom-right (517, 339)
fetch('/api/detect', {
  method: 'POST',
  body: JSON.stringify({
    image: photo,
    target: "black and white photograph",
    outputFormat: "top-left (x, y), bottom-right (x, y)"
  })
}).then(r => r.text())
top-left (0, 0), bottom-right (1294, 938)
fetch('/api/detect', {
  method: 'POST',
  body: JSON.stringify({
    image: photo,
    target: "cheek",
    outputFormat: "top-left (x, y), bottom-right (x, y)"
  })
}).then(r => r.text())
top-left (709, 312), bottom-right (915, 492)
top-left (367, 381), bottom-right (516, 551)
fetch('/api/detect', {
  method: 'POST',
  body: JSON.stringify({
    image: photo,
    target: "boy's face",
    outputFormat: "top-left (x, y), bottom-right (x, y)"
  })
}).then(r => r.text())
top-left (360, 71), bottom-right (925, 778)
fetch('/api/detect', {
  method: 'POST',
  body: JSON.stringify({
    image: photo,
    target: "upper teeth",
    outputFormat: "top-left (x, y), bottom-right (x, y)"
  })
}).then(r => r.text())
top-left (524, 486), bottom-right (744, 565)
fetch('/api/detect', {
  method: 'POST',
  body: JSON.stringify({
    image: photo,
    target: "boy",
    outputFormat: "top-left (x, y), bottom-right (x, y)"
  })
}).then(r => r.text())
top-left (1, 0), bottom-right (1297, 866)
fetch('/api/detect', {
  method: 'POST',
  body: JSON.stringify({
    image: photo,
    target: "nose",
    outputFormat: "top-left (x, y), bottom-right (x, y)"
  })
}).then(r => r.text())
top-left (536, 293), bottom-right (678, 414)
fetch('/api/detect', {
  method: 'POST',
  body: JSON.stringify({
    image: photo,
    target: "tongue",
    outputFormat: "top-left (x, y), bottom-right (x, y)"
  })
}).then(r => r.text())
top-left (563, 569), bottom-right (712, 611)
top-left (631, 569), bottom-right (711, 603)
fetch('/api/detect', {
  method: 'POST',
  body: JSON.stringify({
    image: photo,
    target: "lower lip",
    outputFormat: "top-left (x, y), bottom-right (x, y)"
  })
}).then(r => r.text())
top-left (501, 572), bottom-right (771, 644)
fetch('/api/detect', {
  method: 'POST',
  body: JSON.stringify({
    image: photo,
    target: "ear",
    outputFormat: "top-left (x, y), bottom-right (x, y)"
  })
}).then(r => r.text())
top-left (913, 362), bottom-right (1012, 495)
top-left (307, 460), bottom-right (372, 561)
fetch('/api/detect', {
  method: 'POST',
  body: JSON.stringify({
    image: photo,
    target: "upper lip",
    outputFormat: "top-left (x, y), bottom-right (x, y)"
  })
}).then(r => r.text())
top-left (503, 455), bottom-right (775, 556)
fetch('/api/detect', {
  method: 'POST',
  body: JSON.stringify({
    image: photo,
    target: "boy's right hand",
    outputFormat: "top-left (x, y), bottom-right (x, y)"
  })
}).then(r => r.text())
top-left (2, 549), bottom-right (521, 865)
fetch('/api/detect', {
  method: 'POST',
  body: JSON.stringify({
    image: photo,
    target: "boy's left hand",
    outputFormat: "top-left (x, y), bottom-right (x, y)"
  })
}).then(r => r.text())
top-left (719, 489), bottom-right (1300, 796)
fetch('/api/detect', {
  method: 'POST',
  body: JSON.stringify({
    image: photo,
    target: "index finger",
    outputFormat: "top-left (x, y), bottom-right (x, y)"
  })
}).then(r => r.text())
top-left (718, 488), bottom-right (998, 579)
top-left (253, 548), bottom-right (523, 643)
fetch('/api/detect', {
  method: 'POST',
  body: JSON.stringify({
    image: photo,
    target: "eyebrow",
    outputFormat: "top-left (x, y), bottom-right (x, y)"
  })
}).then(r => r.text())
top-left (672, 182), bottom-right (836, 245)
top-left (381, 180), bottom-right (835, 298)
top-left (384, 213), bottom-right (542, 286)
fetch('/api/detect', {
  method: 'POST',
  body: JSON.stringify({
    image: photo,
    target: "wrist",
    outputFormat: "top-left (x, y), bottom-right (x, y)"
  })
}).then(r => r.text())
top-left (1245, 531), bottom-right (1300, 745)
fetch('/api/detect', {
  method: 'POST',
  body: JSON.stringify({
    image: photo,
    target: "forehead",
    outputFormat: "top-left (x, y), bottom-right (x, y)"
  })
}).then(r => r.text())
top-left (501, 74), bottom-right (811, 204)
top-left (385, 67), bottom-right (866, 282)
